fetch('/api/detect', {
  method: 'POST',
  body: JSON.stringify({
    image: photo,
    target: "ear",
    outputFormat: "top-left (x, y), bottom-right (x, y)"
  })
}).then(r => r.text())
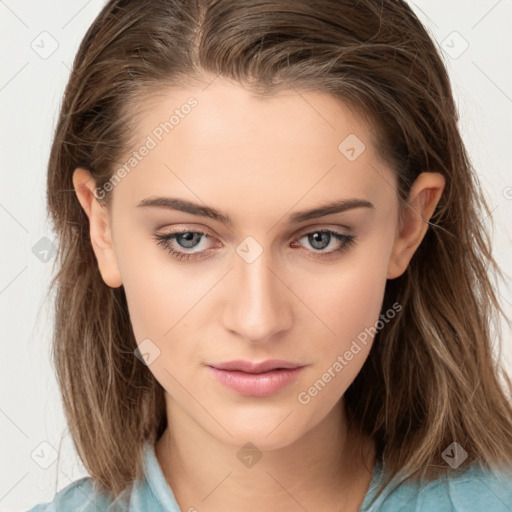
top-left (72, 168), bottom-right (123, 288)
top-left (387, 172), bottom-right (446, 279)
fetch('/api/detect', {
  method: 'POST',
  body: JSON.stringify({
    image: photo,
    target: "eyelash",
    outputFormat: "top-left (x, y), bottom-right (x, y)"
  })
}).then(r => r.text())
top-left (153, 228), bottom-right (356, 262)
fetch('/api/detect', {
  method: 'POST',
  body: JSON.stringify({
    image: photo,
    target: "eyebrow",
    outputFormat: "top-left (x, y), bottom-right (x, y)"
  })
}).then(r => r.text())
top-left (136, 196), bottom-right (374, 225)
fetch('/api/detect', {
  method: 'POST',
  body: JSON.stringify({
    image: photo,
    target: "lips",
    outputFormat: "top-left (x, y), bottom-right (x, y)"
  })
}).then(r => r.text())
top-left (206, 359), bottom-right (306, 396)
top-left (208, 359), bottom-right (303, 373)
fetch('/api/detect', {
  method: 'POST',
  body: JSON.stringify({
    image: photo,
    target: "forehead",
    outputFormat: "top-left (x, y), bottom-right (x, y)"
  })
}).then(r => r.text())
top-left (133, 77), bottom-right (375, 154)
top-left (113, 78), bottom-right (396, 221)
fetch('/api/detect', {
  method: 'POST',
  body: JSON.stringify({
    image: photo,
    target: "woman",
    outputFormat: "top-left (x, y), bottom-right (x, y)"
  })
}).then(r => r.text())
top-left (28, 0), bottom-right (512, 510)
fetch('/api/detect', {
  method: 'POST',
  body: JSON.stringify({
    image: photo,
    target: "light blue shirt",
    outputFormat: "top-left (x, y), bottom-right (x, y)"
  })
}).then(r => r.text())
top-left (26, 441), bottom-right (512, 511)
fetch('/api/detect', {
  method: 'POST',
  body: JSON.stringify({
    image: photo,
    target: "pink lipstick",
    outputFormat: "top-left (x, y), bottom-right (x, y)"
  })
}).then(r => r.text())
top-left (206, 359), bottom-right (305, 397)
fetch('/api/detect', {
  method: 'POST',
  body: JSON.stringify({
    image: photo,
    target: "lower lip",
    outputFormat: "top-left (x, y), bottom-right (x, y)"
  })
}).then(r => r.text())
top-left (207, 366), bottom-right (304, 397)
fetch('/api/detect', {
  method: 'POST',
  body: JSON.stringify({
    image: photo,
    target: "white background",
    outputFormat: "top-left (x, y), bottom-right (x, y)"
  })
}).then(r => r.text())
top-left (0, 1), bottom-right (511, 510)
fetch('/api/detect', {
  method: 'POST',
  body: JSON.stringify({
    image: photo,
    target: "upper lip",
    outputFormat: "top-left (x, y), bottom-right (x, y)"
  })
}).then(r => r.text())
top-left (208, 359), bottom-right (304, 374)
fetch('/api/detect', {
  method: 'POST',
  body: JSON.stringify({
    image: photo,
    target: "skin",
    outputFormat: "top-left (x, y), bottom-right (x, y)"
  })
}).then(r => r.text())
top-left (73, 77), bottom-right (445, 512)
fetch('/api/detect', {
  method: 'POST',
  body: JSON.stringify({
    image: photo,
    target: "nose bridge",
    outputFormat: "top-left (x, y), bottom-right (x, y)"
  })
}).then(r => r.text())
top-left (222, 240), bottom-right (292, 343)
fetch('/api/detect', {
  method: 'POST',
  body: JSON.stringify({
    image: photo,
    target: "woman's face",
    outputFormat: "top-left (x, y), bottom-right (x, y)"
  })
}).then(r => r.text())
top-left (76, 77), bottom-right (440, 450)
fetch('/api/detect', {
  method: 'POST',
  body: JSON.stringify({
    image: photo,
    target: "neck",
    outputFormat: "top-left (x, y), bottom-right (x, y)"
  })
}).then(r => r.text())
top-left (155, 400), bottom-right (376, 512)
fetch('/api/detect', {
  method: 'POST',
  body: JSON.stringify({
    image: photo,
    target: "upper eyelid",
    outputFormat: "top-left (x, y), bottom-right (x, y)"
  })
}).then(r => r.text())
top-left (157, 223), bottom-right (352, 238)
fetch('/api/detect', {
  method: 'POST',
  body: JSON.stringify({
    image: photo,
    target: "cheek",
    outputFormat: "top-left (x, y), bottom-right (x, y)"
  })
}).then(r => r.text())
top-left (295, 230), bottom-right (393, 397)
top-left (303, 267), bottom-right (386, 385)
top-left (120, 261), bottom-right (202, 344)
top-left (300, 235), bottom-right (391, 345)
top-left (119, 255), bottom-right (206, 395)
top-left (111, 239), bottom-right (171, 347)
top-left (111, 216), bottom-right (211, 342)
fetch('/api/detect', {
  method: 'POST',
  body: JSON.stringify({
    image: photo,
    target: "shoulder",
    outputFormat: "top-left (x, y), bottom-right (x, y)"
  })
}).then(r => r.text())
top-left (25, 476), bottom-right (116, 512)
top-left (366, 464), bottom-right (512, 512)
top-left (437, 465), bottom-right (512, 511)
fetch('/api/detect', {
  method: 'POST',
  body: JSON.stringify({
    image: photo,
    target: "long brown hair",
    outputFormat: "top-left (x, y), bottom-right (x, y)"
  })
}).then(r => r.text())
top-left (46, 0), bottom-right (512, 502)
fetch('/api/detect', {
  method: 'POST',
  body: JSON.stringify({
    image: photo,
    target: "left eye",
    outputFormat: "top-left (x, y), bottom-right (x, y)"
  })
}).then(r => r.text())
top-left (153, 229), bottom-right (356, 261)
top-left (293, 230), bottom-right (354, 253)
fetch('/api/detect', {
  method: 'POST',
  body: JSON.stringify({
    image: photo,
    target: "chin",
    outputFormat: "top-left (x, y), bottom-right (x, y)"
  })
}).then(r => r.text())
top-left (223, 429), bottom-right (303, 452)
top-left (207, 408), bottom-right (310, 451)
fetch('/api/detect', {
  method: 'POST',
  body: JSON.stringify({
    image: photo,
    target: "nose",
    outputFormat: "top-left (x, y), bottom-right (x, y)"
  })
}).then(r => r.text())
top-left (221, 247), bottom-right (293, 345)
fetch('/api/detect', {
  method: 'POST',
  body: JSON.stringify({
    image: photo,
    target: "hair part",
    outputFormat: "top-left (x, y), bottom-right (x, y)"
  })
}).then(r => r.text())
top-left (46, 0), bottom-right (512, 502)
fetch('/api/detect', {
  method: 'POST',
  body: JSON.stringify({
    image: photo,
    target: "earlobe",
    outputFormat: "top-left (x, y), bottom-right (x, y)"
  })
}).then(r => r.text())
top-left (387, 172), bottom-right (446, 279)
top-left (72, 168), bottom-right (123, 288)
